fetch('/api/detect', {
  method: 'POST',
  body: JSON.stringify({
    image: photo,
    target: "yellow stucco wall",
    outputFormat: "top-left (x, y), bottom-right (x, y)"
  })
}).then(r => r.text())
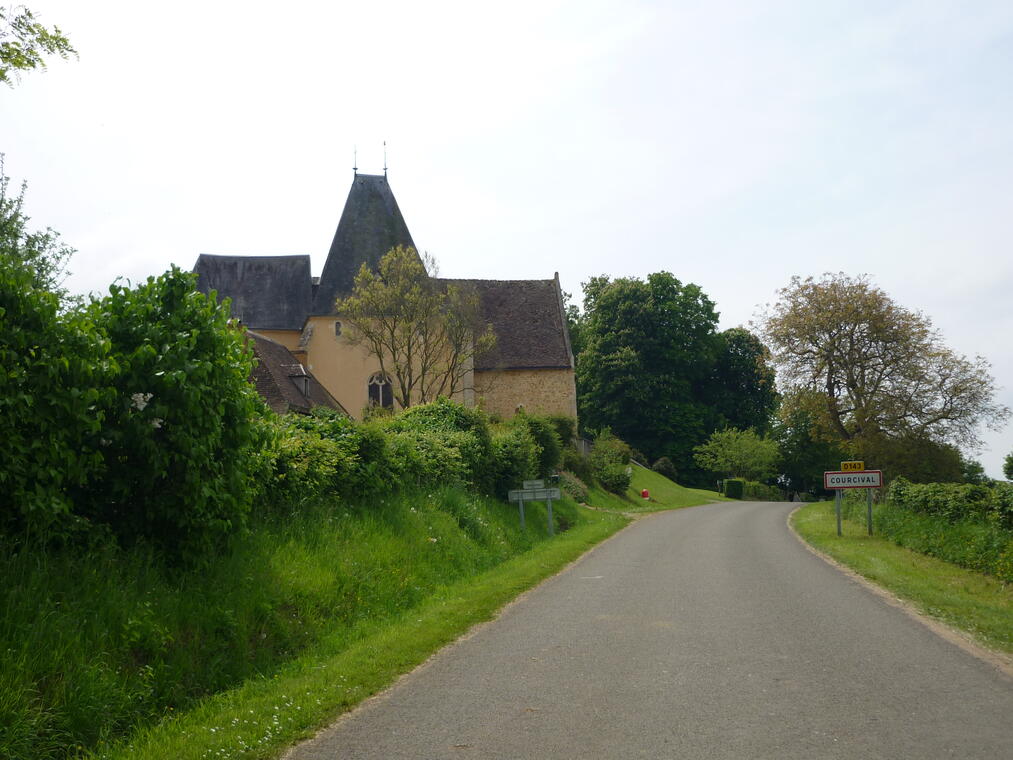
top-left (253, 329), bottom-right (301, 352)
top-left (302, 316), bottom-right (470, 419)
top-left (474, 368), bottom-right (577, 420)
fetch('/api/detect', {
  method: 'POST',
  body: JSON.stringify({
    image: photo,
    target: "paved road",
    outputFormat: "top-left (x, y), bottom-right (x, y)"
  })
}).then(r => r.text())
top-left (286, 501), bottom-right (1013, 759)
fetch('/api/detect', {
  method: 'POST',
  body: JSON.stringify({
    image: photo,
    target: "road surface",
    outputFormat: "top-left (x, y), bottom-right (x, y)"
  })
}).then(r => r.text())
top-left (285, 500), bottom-right (1013, 759)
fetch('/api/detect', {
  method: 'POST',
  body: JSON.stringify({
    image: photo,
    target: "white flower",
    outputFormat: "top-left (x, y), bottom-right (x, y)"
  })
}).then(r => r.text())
top-left (427, 537), bottom-right (438, 543)
top-left (131, 392), bottom-right (153, 411)
top-left (151, 418), bottom-right (163, 429)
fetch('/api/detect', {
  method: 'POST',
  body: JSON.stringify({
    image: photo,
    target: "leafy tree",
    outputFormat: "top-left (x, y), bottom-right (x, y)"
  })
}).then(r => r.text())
top-left (0, 156), bottom-right (74, 298)
top-left (772, 401), bottom-right (846, 497)
top-left (707, 327), bottom-right (779, 434)
top-left (1, 5), bottom-right (76, 86)
top-left (576, 272), bottom-right (721, 472)
top-left (693, 428), bottom-right (779, 481)
top-left (335, 246), bottom-right (495, 409)
top-left (760, 273), bottom-right (1009, 453)
top-left (960, 456), bottom-right (990, 486)
top-left (1005, 452), bottom-right (1013, 481)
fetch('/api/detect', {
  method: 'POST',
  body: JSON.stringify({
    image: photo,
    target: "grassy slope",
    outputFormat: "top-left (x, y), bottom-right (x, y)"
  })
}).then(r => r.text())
top-left (93, 502), bottom-right (627, 760)
top-left (587, 465), bottom-right (730, 514)
top-left (792, 501), bottom-right (1013, 655)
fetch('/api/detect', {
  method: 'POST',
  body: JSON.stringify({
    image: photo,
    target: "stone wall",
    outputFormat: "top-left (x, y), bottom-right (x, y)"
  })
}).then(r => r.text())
top-left (474, 368), bottom-right (577, 420)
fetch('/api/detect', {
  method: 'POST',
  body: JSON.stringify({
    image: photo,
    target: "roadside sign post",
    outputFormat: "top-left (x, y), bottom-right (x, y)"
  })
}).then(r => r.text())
top-left (508, 485), bottom-right (562, 536)
top-left (823, 469), bottom-right (883, 536)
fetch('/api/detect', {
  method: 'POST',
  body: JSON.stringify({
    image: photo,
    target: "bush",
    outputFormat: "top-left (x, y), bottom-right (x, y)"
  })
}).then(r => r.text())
top-left (558, 470), bottom-right (589, 503)
top-left (386, 430), bottom-right (471, 490)
top-left (588, 431), bottom-right (633, 494)
top-left (76, 269), bottom-right (263, 560)
top-left (489, 424), bottom-right (538, 499)
top-left (742, 481), bottom-right (782, 501)
top-left (545, 414), bottom-right (577, 446)
top-left (887, 477), bottom-right (1013, 529)
top-left (598, 463), bottom-right (632, 494)
top-left (562, 446), bottom-right (593, 482)
top-left (386, 398), bottom-right (493, 490)
top-left (0, 252), bottom-right (107, 536)
top-left (723, 479), bottom-right (745, 499)
top-left (513, 413), bottom-right (563, 478)
top-left (652, 457), bottom-right (678, 482)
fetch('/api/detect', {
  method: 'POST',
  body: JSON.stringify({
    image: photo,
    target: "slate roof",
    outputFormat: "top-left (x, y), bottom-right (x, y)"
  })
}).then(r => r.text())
top-left (438, 275), bottom-right (574, 371)
top-left (247, 331), bottom-right (346, 415)
top-left (193, 254), bottom-right (313, 331)
top-left (312, 174), bottom-right (418, 314)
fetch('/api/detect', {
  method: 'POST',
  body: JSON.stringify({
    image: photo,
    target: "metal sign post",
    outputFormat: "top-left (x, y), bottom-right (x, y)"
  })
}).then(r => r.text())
top-left (824, 470), bottom-right (883, 537)
top-left (508, 486), bottom-right (562, 535)
top-left (835, 489), bottom-right (843, 536)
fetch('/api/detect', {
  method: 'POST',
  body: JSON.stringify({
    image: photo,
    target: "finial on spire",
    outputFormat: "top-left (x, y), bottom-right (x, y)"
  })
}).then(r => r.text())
top-left (383, 140), bottom-right (388, 177)
top-left (353, 146), bottom-right (358, 176)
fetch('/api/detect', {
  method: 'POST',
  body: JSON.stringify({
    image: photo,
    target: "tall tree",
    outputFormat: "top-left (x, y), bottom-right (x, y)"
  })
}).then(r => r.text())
top-left (759, 273), bottom-right (1008, 457)
top-left (1, 6), bottom-right (75, 86)
top-left (707, 327), bottom-right (779, 434)
top-left (576, 272), bottom-right (721, 471)
top-left (335, 246), bottom-right (495, 409)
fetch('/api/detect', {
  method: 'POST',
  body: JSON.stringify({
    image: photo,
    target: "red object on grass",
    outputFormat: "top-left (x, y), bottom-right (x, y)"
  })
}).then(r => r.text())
top-left (641, 489), bottom-right (649, 499)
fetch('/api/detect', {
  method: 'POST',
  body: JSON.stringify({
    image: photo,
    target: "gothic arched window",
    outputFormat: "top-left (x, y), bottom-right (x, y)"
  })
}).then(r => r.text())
top-left (367, 372), bottom-right (393, 409)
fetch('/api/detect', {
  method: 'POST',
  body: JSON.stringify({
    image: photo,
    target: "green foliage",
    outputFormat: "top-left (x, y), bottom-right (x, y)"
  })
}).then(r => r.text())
top-left (706, 327), bottom-right (779, 434)
top-left (576, 272), bottom-right (721, 472)
top-left (0, 161), bottom-right (75, 297)
top-left (588, 431), bottom-right (632, 494)
top-left (741, 481), bottom-right (783, 501)
top-left (489, 424), bottom-right (539, 499)
top-left (70, 269), bottom-right (263, 559)
top-left (574, 274), bottom-right (779, 483)
top-left (544, 414), bottom-right (577, 447)
top-left (772, 401), bottom-right (845, 497)
top-left (386, 397), bottom-right (494, 491)
top-left (0, 249), bottom-right (107, 534)
top-left (886, 477), bottom-right (1013, 530)
top-left (558, 471), bottom-right (589, 503)
top-left (839, 486), bottom-right (1013, 582)
top-left (0, 6), bottom-right (76, 86)
top-left (723, 478), bottom-right (745, 499)
top-left (693, 428), bottom-right (779, 481)
top-left (1005, 452), bottom-right (1013, 481)
top-left (761, 273), bottom-right (1009, 452)
top-left (513, 412), bottom-right (563, 478)
top-left (561, 445), bottom-right (593, 482)
top-left (652, 456), bottom-right (678, 482)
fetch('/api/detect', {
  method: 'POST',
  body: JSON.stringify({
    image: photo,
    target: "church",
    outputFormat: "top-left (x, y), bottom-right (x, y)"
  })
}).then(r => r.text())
top-left (194, 173), bottom-right (577, 421)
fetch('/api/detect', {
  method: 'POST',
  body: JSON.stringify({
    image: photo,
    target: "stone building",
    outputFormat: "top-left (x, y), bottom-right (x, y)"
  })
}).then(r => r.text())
top-left (194, 173), bottom-right (576, 420)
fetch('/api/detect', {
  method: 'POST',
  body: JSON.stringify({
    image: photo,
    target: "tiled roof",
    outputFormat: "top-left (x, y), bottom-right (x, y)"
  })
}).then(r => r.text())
top-left (247, 331), bottom-right (346, 415)
top-left (312, 174), bottom-right (417, 314)
top-left (438, 276), bottom-right (574, 371)
top-left (194, 254), bottom-right (313, 331)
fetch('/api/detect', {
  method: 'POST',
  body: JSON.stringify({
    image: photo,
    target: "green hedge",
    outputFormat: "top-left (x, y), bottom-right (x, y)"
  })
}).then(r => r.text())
top-left (864, 477), bottom-right (1013, 581)
top-left (887, 477), bottom-right (1013, 530)
top-left (723, 478), bottom-right (744, 499)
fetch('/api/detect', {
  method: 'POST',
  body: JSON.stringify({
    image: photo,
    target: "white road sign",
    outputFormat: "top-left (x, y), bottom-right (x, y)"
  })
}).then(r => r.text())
top-left (824, 470), bottom-right (883, 489)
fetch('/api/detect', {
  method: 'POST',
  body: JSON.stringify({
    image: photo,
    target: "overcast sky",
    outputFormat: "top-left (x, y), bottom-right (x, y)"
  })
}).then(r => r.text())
top-left (4, 1), bottom-right (1012, 477)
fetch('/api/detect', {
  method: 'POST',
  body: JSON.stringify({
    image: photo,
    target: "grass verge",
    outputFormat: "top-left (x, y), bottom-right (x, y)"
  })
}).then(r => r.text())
top-left (791, 500), bottom-right (1013, 655)
top-left (92, 505), bottom-right (627, 759)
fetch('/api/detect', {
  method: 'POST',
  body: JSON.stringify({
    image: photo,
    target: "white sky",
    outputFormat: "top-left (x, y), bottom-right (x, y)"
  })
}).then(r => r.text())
top-left (4, 0), bottom-right (1012, 477)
